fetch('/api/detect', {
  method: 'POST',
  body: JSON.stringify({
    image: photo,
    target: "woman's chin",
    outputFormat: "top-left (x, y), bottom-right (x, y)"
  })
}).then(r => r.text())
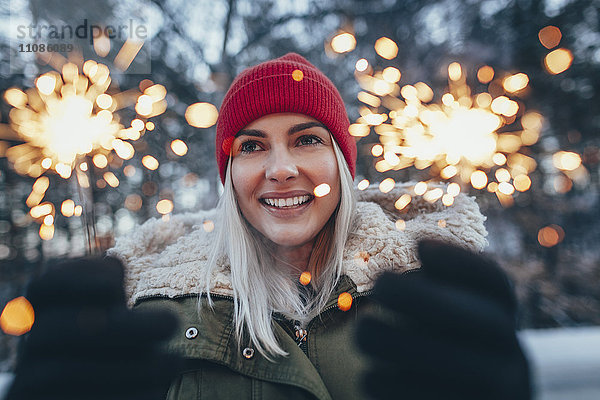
top-left (263, 231), bottom-right (315, 249)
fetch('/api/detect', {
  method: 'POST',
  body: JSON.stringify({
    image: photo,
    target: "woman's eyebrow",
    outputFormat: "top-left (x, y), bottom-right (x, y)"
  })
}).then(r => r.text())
top-left (288, 121), bottom-right (328, 135)
top-left (235, 129), bottom-right (265, 138)
top-left (235, 122), bottom-right (328, 138)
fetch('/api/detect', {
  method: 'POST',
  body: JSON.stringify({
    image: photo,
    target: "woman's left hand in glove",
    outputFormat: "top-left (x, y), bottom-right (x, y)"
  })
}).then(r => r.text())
top-left (356, 239), bottom-right (531, 400)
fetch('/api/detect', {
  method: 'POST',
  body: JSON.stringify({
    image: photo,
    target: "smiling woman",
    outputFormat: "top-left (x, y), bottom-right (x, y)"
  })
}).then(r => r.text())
top-left (214, 111), bottom-right (356, 362)
top-left (206, 54), bottom-right (360, 363)
top-left (104, 53), bottom-right (528, 400)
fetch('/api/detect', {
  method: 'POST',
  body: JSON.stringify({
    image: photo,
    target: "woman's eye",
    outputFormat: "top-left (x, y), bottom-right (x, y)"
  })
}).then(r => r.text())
top-left (240, 141), bottom-right (260, 153)
top-left (298, 135), bottom-right (322, 146)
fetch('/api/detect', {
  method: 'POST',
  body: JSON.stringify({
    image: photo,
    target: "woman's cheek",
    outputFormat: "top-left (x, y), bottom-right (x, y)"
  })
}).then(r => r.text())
top-left (319, 153), bottom-right (339, 184)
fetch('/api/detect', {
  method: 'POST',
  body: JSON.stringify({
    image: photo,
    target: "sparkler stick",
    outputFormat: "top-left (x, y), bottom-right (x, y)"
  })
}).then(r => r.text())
top-left (73, 156), bottom-right (100, 255)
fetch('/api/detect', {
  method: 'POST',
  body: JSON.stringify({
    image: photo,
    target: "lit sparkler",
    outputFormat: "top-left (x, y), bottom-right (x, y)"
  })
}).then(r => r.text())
top-left (351, 52), bottom-right (543, 207)
top-left (1, 60), bottom-right (168, 248)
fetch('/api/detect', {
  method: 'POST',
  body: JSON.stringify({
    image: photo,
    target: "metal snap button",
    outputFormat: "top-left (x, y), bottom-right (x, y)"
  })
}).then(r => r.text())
top-left (242, 347), bottom-right (254, 359)
top-left (185, 327), bottom-right (198, 339)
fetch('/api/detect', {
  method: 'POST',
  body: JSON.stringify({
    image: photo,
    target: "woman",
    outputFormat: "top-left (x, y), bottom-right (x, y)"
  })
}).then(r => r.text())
top-left (7, 53), bottom-right (529, 400)
top-left (107, 53), bottom-right (528, 399)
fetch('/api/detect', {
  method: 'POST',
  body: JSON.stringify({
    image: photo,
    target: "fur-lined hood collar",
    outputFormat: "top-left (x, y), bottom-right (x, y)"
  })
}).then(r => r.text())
top-left (107, 183), bottom-right (488, 307)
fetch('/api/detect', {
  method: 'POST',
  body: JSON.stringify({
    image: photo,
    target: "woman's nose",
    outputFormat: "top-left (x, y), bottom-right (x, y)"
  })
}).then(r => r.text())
top-left (264, 150), bottom-right (299, 182)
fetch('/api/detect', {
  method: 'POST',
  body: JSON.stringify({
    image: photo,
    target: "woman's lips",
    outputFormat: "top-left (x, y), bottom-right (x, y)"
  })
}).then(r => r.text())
top-left (261, 194), bottom-right (312, 207)
top-left (259, 196), bottom-right (314, 217)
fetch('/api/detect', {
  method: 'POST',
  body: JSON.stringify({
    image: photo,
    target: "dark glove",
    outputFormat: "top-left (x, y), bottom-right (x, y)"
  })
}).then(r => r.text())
top-left (6, 256), bottom-right (183, 400)
top-left (356, 239), bottom-right (531, 400)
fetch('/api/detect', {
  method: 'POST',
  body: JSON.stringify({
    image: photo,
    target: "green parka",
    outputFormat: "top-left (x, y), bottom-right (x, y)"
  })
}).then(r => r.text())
top-left (107, 184), bottom-right (488, 400)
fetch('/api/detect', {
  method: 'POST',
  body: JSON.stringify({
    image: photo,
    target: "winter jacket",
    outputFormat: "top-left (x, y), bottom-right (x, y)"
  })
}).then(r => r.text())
top-left (107, 183), bottom-right (488, 400)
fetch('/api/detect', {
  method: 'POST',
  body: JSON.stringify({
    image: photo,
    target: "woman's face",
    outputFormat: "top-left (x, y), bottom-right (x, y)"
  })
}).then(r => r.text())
top-left (231, 113), bottom-right (341, 249)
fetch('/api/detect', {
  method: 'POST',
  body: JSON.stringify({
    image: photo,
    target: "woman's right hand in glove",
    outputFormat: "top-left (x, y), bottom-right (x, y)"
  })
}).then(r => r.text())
top-left (6, 256), bottom-right (183, 400)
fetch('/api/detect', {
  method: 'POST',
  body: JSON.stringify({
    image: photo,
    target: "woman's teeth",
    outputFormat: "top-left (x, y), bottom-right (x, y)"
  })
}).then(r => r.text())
top-left (263, 195), bottom-right (311, 208)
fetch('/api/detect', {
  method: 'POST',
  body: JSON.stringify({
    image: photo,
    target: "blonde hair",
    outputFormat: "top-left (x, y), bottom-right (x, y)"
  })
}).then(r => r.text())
top-left (203, 137), bottom-right (356, 360)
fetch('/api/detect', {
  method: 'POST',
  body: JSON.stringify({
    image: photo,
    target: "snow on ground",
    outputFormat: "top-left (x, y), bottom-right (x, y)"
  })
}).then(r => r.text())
top-left (0, 374), bottom-right (11, 400)
top-left (519, 326), bottom-right (600, 400)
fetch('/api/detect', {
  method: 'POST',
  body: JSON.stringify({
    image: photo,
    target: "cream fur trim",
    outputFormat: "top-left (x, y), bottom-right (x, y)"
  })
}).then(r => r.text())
top-left (107, 183), bottom-right (487, 306)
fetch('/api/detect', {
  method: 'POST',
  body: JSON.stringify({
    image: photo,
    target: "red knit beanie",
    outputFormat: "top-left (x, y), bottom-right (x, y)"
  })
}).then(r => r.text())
top-left (215, 53), bottom-right (356, 183)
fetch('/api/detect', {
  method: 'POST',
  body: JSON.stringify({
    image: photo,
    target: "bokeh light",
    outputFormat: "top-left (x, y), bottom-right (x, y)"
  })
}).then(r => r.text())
top-left (538, 225), bottom-right (565, 247)
top-left (39, 223), bottom-right (54, 240)
top-left (382, 67), bottom-right (401, 83)
top-left (371, 144), bottom-right (383, 157)
top-left (170, 139), bottom-right (188, 156)
top-left (96, 93), bottom-right (113, 109)
top-left (331, 32), bottom-right (356, 53)
top-left (471, 170), bottom-right (488, 189)
top-left (414, 182), bottom-right (427, 196)
top-left (477, 66), bottom-right (495, 84)
top-left (156, 199), bottom-right (174, 214)
top-left (379, 178), bottom-right (395, 193)
top-left (1, 297), bottom-right (35, 336)
top-left (395, 219), bottom-right (406, 230)
top-left (448, 62), bottom-right (462, 81)
top-left (337, 292), bottom-right (353, 311)
top-left (185, 102), bottom-right (218, 128)
top-left (103, 172), bottom-right (119, 187)
top-left (142, 155), bottom-right (159, 170)
top-left (292, 69), bottom-right (304, 81)
top-left (93, 154), bottom-right (108, 168)
top-left (513, 174), bottom-right (532, 191)
top-left (544, 48), bottom-right (573, 75)
top-left (61, 199), bottom-right (75, 217)
top-left (394, 194), bottom-right (411, 210)
top-left (355, 58), bottom-right (369, 72)
top-left (348, 123), bottom-right (370, 137)
top-left (125, 194), bottom-right (142, 211)
top-left (553, 151), bottom-right (581, 171)
top-left (538, 26), bottom-right (562, 49)
top-left (503, 73), bottom-right (529, 93)
top-left (203, 220), bottom-right (215, 232)
top-left (374, 37), bottom-right (398, 59)
top-left (299, 271), bottom-right (312, 286)
top-left (442, 194), bottom-right (454, 206)
top-left (357, 179), bottom-right (369, 190)
top-left (314, 183), bottom-right (331, 197)
top-left (123, 165), bottom-right (136, 177)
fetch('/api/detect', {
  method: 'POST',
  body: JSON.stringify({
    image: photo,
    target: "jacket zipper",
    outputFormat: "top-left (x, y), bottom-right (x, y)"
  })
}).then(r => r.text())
top-left (293, 321), bottom-right (308, 354)
top-left (287, 289), bottom-right (375, 357)
top-left (135, 291), bottom-right (234, 304)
